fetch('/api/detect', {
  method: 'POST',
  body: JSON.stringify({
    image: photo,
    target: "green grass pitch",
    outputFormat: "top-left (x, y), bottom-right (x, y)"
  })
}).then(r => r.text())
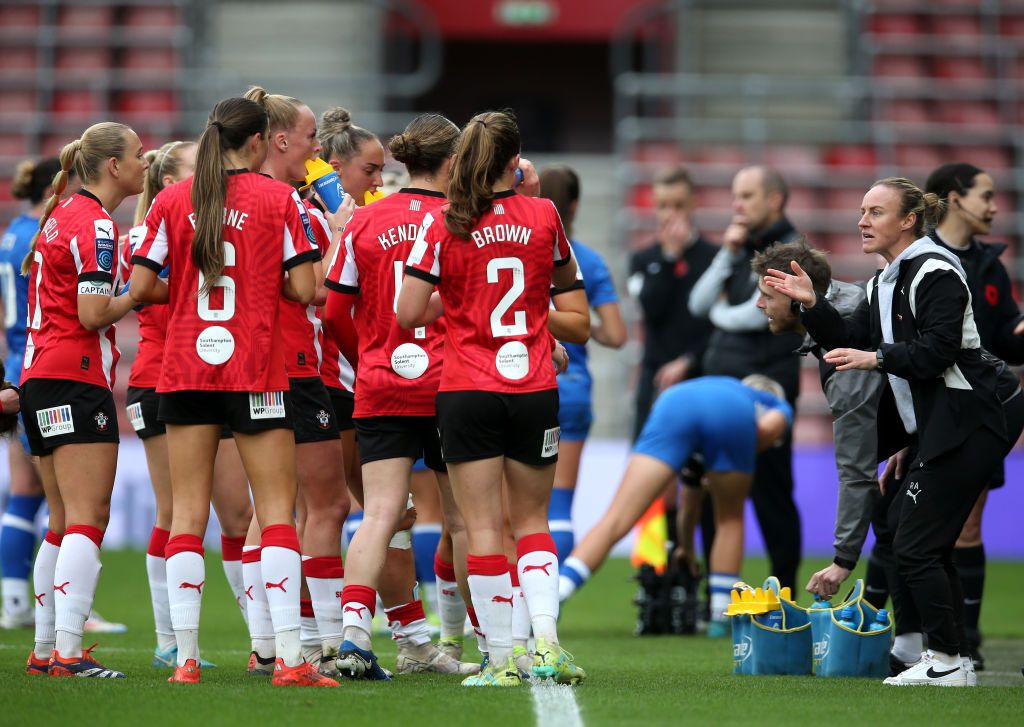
top-left (1, 552), bottom-right (1021, 725)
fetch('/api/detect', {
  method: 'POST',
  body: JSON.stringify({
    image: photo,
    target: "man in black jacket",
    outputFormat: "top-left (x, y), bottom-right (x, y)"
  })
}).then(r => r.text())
top-left (926, 162), bottom-right (1024, 670)
top-left (688, 166), bottom-right (803, 589)
top-left (628, 167), bottom-right (717, 437)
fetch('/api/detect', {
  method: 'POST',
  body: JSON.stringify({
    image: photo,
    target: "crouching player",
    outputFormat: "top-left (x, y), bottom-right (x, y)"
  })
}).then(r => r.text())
top-left (559, 375), bottom-right (792, 638)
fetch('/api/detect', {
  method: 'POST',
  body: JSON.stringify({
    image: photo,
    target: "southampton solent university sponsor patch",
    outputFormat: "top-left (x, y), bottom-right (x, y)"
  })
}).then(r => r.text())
top-left (249, 391), bottom-right (286, 420)
top-left (542, 426), bottom-right (560, 458)
top-left (37, 405), bottom-right (74, 438)
top-left (127, 402), bottom-right (145, 432)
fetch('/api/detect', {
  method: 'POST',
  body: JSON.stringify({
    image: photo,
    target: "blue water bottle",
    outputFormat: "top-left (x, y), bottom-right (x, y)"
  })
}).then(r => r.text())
top-left (868, 609), bottom-right (889, 632)
top-left (837, 606), bottom-right (857, 629)
top-left (809, 595), bottom-right (831, 609)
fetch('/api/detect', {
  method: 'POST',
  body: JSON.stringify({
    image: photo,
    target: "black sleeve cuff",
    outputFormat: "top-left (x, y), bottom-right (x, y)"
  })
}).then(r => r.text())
top-left (78, 271), bottom-right (113, 285)
top-left (833, 555), bottom-right (857, 570)
top-left (130, 255), bottom-right (163, 273)
top-left (551, 280), bottom-right (585, 297)
top-left (554, 254), bottom-right (573, 268)
top-left (325, 279), bottom-right (358, 295)
top-left (283, 249), bottom-right (320, 271)
top-left (404, 266), bottom-right (440, 286)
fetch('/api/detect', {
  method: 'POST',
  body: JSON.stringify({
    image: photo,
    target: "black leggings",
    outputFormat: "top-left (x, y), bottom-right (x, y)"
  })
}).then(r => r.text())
top-left (888, 394), bottom-right (1024, 655)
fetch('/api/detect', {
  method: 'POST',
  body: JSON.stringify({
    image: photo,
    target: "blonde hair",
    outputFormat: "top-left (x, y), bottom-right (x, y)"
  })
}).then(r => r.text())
top-left (445, 110), bottom-right (520, 238)
top-left (244, 86), bottom-right (302, 133)
top-left (22, 122), bottom-right (131, 274)
top-left (872, 177), bottom-right (945, 238)
top-left (134, 140), bottom-right (197, 225)
top-left (319, 107), bottom-right (377, 164)
top-left (742, 374), bottom-right (786, 401)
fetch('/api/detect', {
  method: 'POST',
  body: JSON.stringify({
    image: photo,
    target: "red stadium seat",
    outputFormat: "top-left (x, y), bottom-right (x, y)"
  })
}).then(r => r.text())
top-left (879, 99), bottom-right (930, 124)
top-left (952, 145), bottom-right (1012, 170)
top-left (632, 142), bottom-right (685, 165)
top-left (58, 5), bottom-right (114, 28)
top-left (872, 54), bottom-right (928, 78)
top-left (823, 187), bottom-right (867, 212)
top-left (124, 6), bottom-right (183, 28)
top-left (54, 47), bottom-right (113, 73)
top-left (4, 90), bottom-right (39, 115)
top-left (869, 14), bottom-right (921, 36)
top-left (2, 47), bottom-right (38, 74)
top-left (823, 145), bottom-right (877, 169)
top-left (121, 47), bottom-right (181, 71)
top-left (763, 145), bottom-right (821, 171)
top-left (695, 145), bottom-right (746, 166)
top-left (694, 186), bottom-right (734, 210)
top-left (940, 100), bottom-right (1001, 127)
top-left (114, 90), bottom-right (179, 116)
top-left (0, 5), bottom-right (40, 27)
top-left (630, 186), bottom-right (655, 210)
top-left (39, 134), bottom-right (74, 157)
top-left (0, 134), bottom-right (30, 158)
top-left (51, 90), bottom-right (104, 117)
top-left (929, 15), bottom-right (982, 39)
top-left (895, 143), bottom-right (945, 170)
top-left (932, 56), bottom-right (989, 81)
top-left (785, 188), bottom-right (818, 212)
top-left (999, 15), bottom-right (1024, 38)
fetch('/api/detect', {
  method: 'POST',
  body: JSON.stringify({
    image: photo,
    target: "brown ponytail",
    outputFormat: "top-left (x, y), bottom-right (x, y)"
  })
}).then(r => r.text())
top-left (191, 98), bottom-right (267, 294)
top-left (21, 122), bottom-right (132, 275)
top-left (445, 111), bottom-right (520, 238)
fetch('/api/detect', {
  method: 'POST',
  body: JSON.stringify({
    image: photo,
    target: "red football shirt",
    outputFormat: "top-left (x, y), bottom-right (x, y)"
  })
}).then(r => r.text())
top-left (21, 190), bottom-right (120, 389)
top-left (325, 188), bottom-right (447, 417)
top-left (132, 171), bottom-right (320, 392)
top-left (404, 190), bottom-right (573, 394)
top-left (277, 201), bottom-right (331, 379)
top-left (123, 224), bottom-right (168, 389)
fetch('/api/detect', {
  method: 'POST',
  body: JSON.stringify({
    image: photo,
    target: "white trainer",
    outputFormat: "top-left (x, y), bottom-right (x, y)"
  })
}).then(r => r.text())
top-left (883, 651), bottom-right (967, 687)
top-left (962, 656), bottom-right (977, 687)
top-left (396, 642), bottom-right (480, 675)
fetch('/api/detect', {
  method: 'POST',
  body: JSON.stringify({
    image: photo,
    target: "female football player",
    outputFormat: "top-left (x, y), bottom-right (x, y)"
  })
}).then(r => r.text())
top-left (130, 96), bottom-right (334, 687)
top-left (397, 110), bottom-right (585, 686)
top-left (20, 124), bottom-right (146, 678)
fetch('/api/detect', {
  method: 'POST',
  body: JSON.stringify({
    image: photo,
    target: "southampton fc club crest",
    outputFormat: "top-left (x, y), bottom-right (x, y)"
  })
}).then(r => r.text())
top-left (316, 409), bottom-right (331, 429)
top-left (94, 411), bottom-right (110, 432)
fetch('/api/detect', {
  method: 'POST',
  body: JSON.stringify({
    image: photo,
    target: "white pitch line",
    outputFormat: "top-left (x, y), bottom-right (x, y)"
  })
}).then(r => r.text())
top-left (530, 678), bottom-right (584, 727)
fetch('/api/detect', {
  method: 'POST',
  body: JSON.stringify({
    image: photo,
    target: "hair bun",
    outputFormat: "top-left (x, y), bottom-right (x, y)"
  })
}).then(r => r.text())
top-left (11, 160), bottom-right (35, 199)
top-left (388, 133), bottom-right (418, 163)
top-left (321, 106), bottom-right (352, 130)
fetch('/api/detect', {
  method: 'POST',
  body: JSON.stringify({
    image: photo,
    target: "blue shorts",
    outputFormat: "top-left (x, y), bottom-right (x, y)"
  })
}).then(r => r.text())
top-left (5, 352), bottom-right (29, 452)
top-left (633, 381), bottom-right (758, 475)
top-left (557, 401), bottom-right (592, 442)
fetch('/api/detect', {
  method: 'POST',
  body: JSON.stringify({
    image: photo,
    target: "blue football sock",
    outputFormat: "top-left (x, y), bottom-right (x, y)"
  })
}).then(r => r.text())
top-left (1, 495), bottom-right (46, 585)
top-left (411, 523), bottom-right (442, 585)
top-left (548, 488), bottom-right (575, 564)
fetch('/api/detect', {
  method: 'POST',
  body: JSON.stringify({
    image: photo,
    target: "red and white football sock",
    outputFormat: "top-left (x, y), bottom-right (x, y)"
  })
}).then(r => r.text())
top-left (386, 600), bottom-right (432, 647)
top-left (53, 525), bottom-right (103, 658)
top-left (341, 584), bottom-right (376, 650)
top-left (32, 530), bottom-right (61, 656)
top-left (468, 553), bottom-right (514, 666)
top-left (242, 546), bottom-right (274, 658)
top-left (146, 527), bottom-right (175, 651)
top-left (220, 534), bottom-right (247, 626)
top-left (304, 555), bottom-right (345, 651)
top-left (260, 524), bottom-right (302, 667)
top-left (510, 560), bottom-right (531, 648)
top-left (165, 534), bottom-right (205, 666)
top-left (517, 533), bottom-right (559, 643)
top-left (467, 605), bottom-right (487, 655)
top-left (434, 554), bottom-right (466, 642)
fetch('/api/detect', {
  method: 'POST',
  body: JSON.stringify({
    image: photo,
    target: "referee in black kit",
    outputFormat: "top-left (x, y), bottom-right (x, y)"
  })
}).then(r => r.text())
top-left (766, 177), bottom-right (1024, 687)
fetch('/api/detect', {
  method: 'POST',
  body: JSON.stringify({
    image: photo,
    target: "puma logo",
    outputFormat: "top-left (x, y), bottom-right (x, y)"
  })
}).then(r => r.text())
top-left (179, 580), bottom-right (205, 593)
top-left (344, 605), bottom-right (367, 618)
top-left (265, 577), bottom-right (288, 592)
top-left (441, 588), bottom-right (457, 597)
top-left (35, 593), bottom-right (45, 606)
top-left (523, 562), bottom-right (553, 576)
top-left (491, 595), bottom-right (513, 605)
top-left (245, 585), bottom-right (254, 600)
top-left (906, 483), bottom-right (920, 505)
top-left (54, 581), bottom-right (70, 595)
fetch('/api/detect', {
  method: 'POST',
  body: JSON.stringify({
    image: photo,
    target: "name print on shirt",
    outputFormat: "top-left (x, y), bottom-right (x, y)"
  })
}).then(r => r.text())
top-left (471, 224), bottom-right (532, 249)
